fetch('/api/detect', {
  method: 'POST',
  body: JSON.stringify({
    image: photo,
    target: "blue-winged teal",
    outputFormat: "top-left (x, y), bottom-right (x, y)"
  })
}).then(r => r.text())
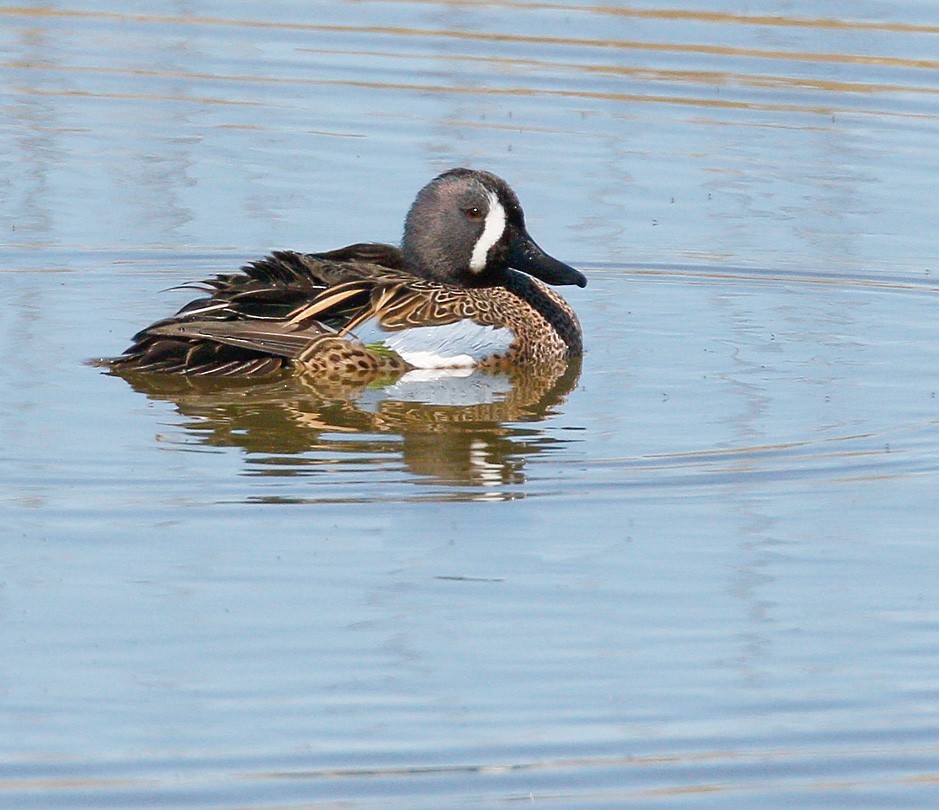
top-left (105, 168), bottom-right (586, 378)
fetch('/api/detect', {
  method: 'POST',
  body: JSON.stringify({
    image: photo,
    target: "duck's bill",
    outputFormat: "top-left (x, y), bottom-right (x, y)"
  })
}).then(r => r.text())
top-left (509, 233), bottom-right (587, 288)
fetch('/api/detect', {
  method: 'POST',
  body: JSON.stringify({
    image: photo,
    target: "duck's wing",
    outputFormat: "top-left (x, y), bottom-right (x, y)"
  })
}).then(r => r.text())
top-left (178, 246), bottom-right (403, 320)
top-left (308, 243), bottom-right (406, 269)
top-left (106, 247), bottom-right (409, 376)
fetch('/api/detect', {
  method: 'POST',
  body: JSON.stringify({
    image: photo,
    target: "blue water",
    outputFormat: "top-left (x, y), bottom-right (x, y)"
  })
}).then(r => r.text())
top-left (2, 2), bottom-right (939, 807)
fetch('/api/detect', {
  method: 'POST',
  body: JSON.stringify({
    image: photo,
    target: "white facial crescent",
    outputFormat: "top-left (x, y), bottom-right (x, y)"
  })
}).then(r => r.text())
top-left (469, 191), bottom-right (507, 273)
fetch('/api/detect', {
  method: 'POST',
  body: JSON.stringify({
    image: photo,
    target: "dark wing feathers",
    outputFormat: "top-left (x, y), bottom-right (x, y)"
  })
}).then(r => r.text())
top-left (107, 245), bottom-right (416, 376)
top-left (308, 243), bottom-right (406, 270)
top-left (145, 319), bottom-right (331, 359)
top-left (111, 337), bottom-right (287, 377)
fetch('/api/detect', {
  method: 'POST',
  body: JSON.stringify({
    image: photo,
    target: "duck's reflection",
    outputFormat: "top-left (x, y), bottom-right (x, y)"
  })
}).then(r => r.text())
top-left (114, 361), bottom-right (582, 496)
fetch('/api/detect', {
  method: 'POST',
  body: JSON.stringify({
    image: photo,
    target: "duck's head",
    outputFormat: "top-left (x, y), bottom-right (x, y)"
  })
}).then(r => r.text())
top-left (401, 168), bottom-right (587, 289)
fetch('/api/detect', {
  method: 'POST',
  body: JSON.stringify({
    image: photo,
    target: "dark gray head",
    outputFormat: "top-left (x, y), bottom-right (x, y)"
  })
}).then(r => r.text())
top-left (401, 168), bottom-right (587, 289)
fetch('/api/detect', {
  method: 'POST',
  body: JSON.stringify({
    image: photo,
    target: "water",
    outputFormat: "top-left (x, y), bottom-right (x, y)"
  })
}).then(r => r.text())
top-left (2, 2), bottom-right (939, 807)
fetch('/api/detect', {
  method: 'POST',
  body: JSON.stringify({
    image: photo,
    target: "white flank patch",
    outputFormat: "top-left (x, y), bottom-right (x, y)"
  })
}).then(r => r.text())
top-left (469, 191), bottom-right (506, 272)
top-left (395, 350), bottom-right (477, 369)
top-left (380, 321), bottom-right (515, 369)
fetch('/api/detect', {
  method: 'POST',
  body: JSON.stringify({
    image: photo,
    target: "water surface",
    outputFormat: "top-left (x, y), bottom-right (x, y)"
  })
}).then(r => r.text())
top-left (2, 1), bottom-right (939, 807)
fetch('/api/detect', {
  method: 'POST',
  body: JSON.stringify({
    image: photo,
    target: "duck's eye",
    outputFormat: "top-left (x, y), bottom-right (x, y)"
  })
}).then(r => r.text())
top-left (465, 207), bottom-right (484, 220)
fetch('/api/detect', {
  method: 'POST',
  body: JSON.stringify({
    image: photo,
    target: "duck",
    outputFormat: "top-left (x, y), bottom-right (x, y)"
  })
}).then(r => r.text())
top-left (104, 168), bottom-right (587, 379)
